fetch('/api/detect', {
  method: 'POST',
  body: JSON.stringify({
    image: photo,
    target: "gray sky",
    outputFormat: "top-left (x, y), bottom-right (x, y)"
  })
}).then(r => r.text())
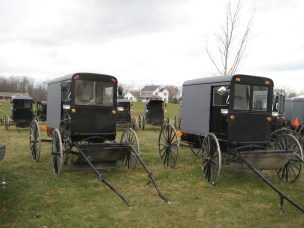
top-left (0, 0), bottom-right (303, 92)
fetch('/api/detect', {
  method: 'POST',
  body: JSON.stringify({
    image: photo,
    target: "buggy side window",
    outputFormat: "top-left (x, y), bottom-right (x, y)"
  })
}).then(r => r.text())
top-left (233, 84), bottom-right (250, 110)
top-left (96, 82), bottom-right (114, 106)
top-left (61, 82), bottom-right (71, 102)
top-left (213, 86), bottom-right (229, 106)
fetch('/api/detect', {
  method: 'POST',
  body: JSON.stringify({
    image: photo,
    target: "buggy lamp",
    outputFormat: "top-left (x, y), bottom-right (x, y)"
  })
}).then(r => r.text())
top-left (117, 107), bottom-right (124, 112)
top-left (266, 117), bottom-right (272, 122)
top-left (71, 108), bottom-right (77, 113)
top-left (229, 115), bottom-right (235, 120)
top-left (112, 110), bottom-right (117, 115)
top-left (272, 112), bottom-right (279, 117)
top-left (177, 131), bottom-right (183, 137)
top-left (220, 109), bottom-right (228, 116)
top-left (41, 125), bottom-right (47, 131)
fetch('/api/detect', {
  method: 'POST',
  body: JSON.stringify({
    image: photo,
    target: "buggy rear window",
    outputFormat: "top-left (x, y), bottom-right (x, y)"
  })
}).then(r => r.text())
top-left (13, 99), bottom-right (32, 109)
top-left (75, 80), bottom-right (114, 106)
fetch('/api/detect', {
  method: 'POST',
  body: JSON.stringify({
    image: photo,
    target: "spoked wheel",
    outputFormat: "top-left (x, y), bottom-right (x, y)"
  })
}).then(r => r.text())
top-left (30, 120), bottom-right (41, 162)
top-left (51, 129), bottom-right (64, 176)
top-left (273, 133), bottom-right (303, 183)
top-left (158, 123), bottom-right (179, 168)
top-left (5, 115), bottom-right (9, 130)
top-left (121, 128), bottom-right (140, 171)
top-left (142, 117), bottom-right (145, 130)
top-left (295, 121), bottom-right (304, 133)
top-left (189, 136), bottom-right (202, 157)
top-left (138, 115), bottom-right (141, 129)
top-left (271, 128), bottom-right (302, 142)
top-left (201, 133), bottom-right (222, 185)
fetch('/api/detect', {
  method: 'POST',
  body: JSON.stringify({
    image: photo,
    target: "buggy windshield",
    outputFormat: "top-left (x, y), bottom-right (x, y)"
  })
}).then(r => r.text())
top-left (13, 99), bottom-right (32, 109)
top-left (75, 80), bottom-right (114, 106)
top-left (233, 84), bottom-right (268, 111)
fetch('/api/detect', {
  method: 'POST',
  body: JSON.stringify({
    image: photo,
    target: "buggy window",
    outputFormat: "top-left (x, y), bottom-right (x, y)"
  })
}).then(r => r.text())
top-left (233, 84), bottom-right (250, 110)
top-left (14, 99), bottom-right (32, 109)
top-left (75, 80), bottom-right (114, 106)
top-left (273, 94), bottom-right (284, 114)
top-left (253, 86), bottom-right (268, 111)
top-left (213, 86), bottom-right (229, 106)
top-left (117, 102), bottom-right (130, 111)
top-left (61, 81), bottom-right (71, 101)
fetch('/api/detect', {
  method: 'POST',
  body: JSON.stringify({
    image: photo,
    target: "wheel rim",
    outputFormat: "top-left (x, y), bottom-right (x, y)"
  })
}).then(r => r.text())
top-left (30, 120), bottom-right (41, 162)
top-left (142, 117), bottom-right (145, 130)
top-left (189, 136), bottom-right (202, 157)
top-left (51, 129), bottom-right (63, 176)
top-left (274, 134), bottom-right (303, 183)
top-left (5, 115), bottom-right (9, 130)
top-left (121, 128), bottom-right (139, 171)
top-left (201, 133), bottom-right (221, 185)
top-left (158, 123), bottom-right (179, 168)
top-left (138, 115), bottom-right (141, 129)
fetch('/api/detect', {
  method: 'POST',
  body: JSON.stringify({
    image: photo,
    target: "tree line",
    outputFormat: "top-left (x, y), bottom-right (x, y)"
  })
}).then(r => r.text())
top-left (0, 76), bottom-right (47, 101)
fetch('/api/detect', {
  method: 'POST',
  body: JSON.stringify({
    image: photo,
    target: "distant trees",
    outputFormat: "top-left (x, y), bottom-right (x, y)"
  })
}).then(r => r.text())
top-left (166, 85), bottom-right (180, 103)
top-left (0, 76), bottom-right (47, 101)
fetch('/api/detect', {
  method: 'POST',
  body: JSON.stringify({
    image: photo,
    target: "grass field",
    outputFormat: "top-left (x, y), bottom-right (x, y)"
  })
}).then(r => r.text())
top-left (1, 101), bottom-right (304, 227)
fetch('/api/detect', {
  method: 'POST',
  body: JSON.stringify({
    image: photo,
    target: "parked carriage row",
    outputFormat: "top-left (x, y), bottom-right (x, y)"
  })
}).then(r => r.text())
top-left (1, 72), bottom-right (304, 213)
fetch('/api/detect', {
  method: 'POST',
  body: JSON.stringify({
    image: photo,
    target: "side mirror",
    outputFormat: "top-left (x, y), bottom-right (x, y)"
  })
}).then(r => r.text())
top-left (218, 86), bottom-right (228, 96)
top-left (118, 86), bottom-right (123, 96)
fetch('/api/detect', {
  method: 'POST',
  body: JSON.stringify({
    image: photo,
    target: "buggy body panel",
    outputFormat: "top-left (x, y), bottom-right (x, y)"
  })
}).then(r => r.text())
top-left (117, 99), bottom-right (132, 123)
top-left (180, 74), bottom-right (273, 145)
top-left (10, 95), bottom-right (34, 127)
top-left (47, 73), bottom-right (118, 142)
top-left (144, 100), bottom-right (164, 125)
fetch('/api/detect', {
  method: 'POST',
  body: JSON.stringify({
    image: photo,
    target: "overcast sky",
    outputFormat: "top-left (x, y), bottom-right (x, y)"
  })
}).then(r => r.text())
top-left (0, 0), bottom-right (303, 92)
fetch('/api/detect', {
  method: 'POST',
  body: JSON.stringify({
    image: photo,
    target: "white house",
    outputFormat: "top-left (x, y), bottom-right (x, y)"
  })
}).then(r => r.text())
top-left (124, 91), bottom-right (139, 102)
top-left (138, 85), bottom-right (169, 103)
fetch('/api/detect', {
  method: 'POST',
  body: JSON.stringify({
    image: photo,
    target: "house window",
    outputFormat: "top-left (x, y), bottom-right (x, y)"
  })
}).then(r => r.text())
top-left (164, 93), bottom-right (167, 96)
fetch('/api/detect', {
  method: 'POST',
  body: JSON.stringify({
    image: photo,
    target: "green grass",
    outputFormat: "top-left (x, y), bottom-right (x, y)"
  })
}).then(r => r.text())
top-left (1, 102), bottom-right (304, 227)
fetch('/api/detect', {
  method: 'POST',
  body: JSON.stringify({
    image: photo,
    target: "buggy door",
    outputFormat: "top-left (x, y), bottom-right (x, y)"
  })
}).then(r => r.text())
top-left (210, 85), bottom-right (229, 140)
top-left (227, 77), bottom-right (273, 144)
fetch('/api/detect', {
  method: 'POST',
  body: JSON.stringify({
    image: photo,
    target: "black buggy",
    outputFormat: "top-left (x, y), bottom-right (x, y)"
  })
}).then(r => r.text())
top-left (3, 95), bottom-right (34, 130)
top-left (35, 101), bottom-right (47, 122)
top-left (138, 99), bottom-right (167, 130)
top-left (116, 99), bottom-right (136, 130)
top-left (158, 74), bottom-right (304, 213)
top-left (29, 73), bottom-right (169, 207)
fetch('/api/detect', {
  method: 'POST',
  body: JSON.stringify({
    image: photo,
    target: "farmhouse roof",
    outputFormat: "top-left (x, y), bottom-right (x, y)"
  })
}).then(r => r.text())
top-left (141, 85), bottom-right (159, 92)
top-left (130, 91), bottom-right (140, 97)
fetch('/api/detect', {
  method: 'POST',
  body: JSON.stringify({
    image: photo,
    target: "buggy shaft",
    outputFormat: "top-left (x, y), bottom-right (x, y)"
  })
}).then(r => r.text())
top-left (239, 154), bottom-right (304, 213)
top-left (73, 143), bottom-right (131, 208)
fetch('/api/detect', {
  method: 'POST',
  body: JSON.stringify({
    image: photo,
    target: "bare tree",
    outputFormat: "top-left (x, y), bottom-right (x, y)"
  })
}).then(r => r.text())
top-left (206, 0), bottom-right (254, 75)
top-left (166, 85), bottom-right (181, 103)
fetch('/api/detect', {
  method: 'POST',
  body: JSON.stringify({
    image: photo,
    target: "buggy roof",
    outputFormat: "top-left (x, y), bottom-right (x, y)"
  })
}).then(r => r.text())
top-left (117, 99), bottom-right (131, 103)
top-left (183, 74), bottom-right (272, 86)
top-left (48, 72), bottom-right (117, 85)
top-left (148, 99), bottom-right (163, 104)
top-left (11, 95), bottom-right (33, 101)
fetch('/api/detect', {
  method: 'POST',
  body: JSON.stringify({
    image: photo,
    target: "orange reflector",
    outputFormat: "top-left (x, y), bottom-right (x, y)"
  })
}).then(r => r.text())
top-left (266, 117), bottom-right (272, 122)
top-left (72, 108), bottom-right (76, 113)
top-left (235, 78), bottom-right (241, 82)
top-left (177, 131), bottom-right (183, 137)
top-left (229, 115), bottom-right (235, 120)
top-left (293, 117), bottom-right (300, 127)
top-left (265, 81), bottom-right (270, 85)
top-left (41, 125), bottom-right (47, 131)
top-left (112, 110), bottom-right (117, 115)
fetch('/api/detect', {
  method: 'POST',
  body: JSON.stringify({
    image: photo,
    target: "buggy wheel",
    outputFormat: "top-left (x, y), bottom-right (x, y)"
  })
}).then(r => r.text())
top-left (158, 123), bottom-right (179, 168)
top-left (5, 115), bottom-right (9, 130)
top-left (131, 117), bottom-right (136, 131)
top-left (274, 134), bottom-right (303, 183)
top-left (30, 120), bottom-right (41, 162)
top-left (51, 129), bottom-right (64, 176)
top-left (201, 133), bottom-right (222, 185)
top-left (142, 117), bottom-right (145, 130)
top-left (1, 113), bottom-right (4, 125)
top-left (138, 115), bottom-right (141, 129)
top-left (189, 136), bottom-right (202, 157)
top-left (121, 128), bottom-right (139, 171)
top-left (295, 121), bottom-right (304, 133)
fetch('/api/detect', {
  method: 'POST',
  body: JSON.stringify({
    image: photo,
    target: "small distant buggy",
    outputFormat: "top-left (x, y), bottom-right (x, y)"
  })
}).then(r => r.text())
top-left (29, 73), bottom-right (169, 207)
top-left (116, 99), bottom-right (136, 130)
top-left (138, 100), bottom-right (167, 130)
top-left (158, 74), bottom-right (304, 213)
top-left (36, 101), bottom-right (47, 122)
top-left (4, 95), bottom-right (34, 130)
